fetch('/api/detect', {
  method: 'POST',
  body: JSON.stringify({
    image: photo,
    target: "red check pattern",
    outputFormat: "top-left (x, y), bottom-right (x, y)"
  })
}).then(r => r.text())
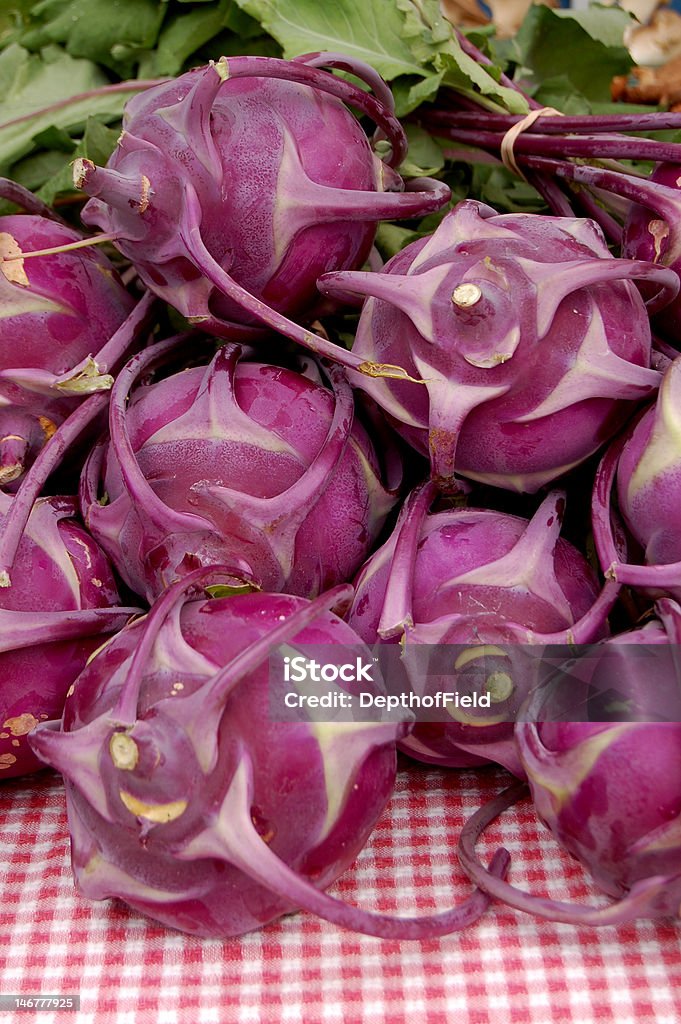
top-left (1, 764), bottom-right (680, 1024)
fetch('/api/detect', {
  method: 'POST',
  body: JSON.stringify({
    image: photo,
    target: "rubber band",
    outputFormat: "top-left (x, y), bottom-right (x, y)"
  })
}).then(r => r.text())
top-left (500, 107), bottom-right (564, 180)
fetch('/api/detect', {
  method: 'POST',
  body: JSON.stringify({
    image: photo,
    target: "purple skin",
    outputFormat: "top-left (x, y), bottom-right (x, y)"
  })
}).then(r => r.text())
top-left (28, 568), bottom-right (509, 939)
top-left (0, 214), bottom-right (135, 400)
top-left (318, 200), bottom-right (679, 494)
top-left (592, 356), bottom-right (681, 600)
top-left (80, 338), bottom-right (402, 603)
top-left (0, 200), bottom-right (138, 500)
top-left (74, 54), bottom-right (450, 377)
top-left (348, 481), bottom-right (615, 776)
top-left (457, 601), bottom-right (681, 924)
top-left (0, 293), bottom-right (158, 588)
top-left (623, 162), bottom-right (681, 344)
top-left (0, 407), bottom-right (62, 491)
top-left (0, 493), bottom-right (140, 779)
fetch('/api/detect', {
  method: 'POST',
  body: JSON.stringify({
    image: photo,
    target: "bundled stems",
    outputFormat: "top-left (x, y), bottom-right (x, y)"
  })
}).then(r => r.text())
top-left (417, 102), bottom-right (681, 233)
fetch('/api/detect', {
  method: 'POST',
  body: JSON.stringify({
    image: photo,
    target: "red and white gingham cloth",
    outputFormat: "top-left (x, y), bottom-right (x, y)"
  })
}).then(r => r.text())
top-left (1, 763), bottom-right (680, 1024)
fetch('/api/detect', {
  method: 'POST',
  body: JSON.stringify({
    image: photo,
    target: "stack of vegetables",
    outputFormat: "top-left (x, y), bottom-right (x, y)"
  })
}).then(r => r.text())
top-left (1, 0), bottom-right (680, 940)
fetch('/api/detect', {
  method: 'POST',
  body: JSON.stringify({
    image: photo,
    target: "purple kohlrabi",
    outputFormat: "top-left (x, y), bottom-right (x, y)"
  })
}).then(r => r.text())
top-left (319, 200), bottom-right (678, 492)
top-left (348, 481), bottom-right (615, 776)
top-left (458, 599), bottom-right (681, 925)
top-left (623, 161), bottom-right (681, 344)
top-left (80, 337), bottom-right (402, 603)
top-left (592, 355), bottom-right (681, 600)
top-left (74, 54), bottom-right (450, 376)
top-left (28, 568), bottom-right (508, 939)
top-left (0, 176), bottom-right (142, 508)
top-left (0, 492), bottom-right (139, 779)
top-left (0, 212), bottom-right (135, 403)
top-left (0, 293), bottom-right (157, 587)
top-left (0, 406), bottom-right (60, 490)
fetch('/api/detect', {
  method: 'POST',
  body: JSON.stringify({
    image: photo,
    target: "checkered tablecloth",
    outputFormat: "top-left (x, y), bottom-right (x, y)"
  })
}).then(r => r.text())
top-left (2, 762), bottom-right (680, 1024)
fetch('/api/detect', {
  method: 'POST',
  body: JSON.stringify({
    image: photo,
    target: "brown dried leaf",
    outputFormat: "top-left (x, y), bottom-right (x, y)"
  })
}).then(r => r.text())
top-left (0, 233), bottom-right (29, 287)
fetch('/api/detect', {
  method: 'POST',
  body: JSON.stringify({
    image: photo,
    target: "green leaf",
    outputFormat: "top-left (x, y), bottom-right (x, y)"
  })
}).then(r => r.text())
top-left (555, 4), bottom-right (634, 49)
top-left (9, 146), bottom-right (71, 193)
top-left (31, 123), bottom-right (75, 152)
top-left (0, 44), bottom-right (151, 174)
top-left (404, 69), bottom-right (443, 108)
top-left (20, 0), bottom-right (168, 78)
top-left (395, 0), bottom-right (527, 113)
top-left (223, 1), bottom-right (268, 37)
top-left (471, 165), bottom-right (547, 215)
top-left (399, 123), bottom-right (445, 177)
top-left (145, 0), bottom-right (233, 76)
top-left (374, 222), bottom-right (422, 260)
top-left (533, 75), bottom-right (591, 116)
top-left (35, 116), bottom-right (120, 203)
top-left (205, 582), bottom-right (259, 598)
top-left (433, 47), bottom-right (527, 115)
top-left (189, 28), bottom-right (281, 61)
top-left (231, 0), bottom-right (427, 80)
top-left (507, 5), bottom-right (633, 104)
top-left (391, 71), bottom-right (443, 117)
top-left (0, 42), bottom-right (108, 122)
top-left (396, 0), bottom-right (452, 55)
top-left (0, 1), bottom-right (35, 47)
top-left (232, 0), bottom-right (527, 115)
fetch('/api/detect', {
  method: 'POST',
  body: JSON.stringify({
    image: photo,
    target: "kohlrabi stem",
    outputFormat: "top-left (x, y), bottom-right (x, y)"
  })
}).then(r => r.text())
top-left (180, 183), bottom-right (415, 381)
top-left (107, 333), bottom-right (211, 536)
top-left (0, 179), bottom-right (67, 223)
top-left (176, 584), bottom-right (358, 775)
top-left (591, 427), bottom-right (632, 579)
top-left (524, 163), bottom-right (623, 242)
top-left (183, 348), bottom-right (360, 587)
top-left (422, 126), bottom-right (681, 165)
top-left (76, 290), bottom-right (157, 383)
top-left (0, 392), bottom-right (108, 587)
top-left (0, 432), bottom-right (28, 486)
top-left (538, 579), bottom-right (621, 646)
top-left (426, 108), bottom-right (681, 135)
top-left (294, 52), bottom-right (396, 115)
top-left (524, 172), bottom-right (576, 218)
top-left (570, 190), bottom-right (623, 247)
top-left (289, 174), bottom-right (451, 224)
top-left (658, 597), bottom-right (681, 642)
top-left (113, 565), bottom-right (262, 725)
top-left (0, 605), bottom-right (142, 652)
top-left (522, 155), bottom-right (681, 262)
top-left (182, 750), bottom-right (512, 939)
top-left (114, 567), bottom-right (353, 734)
top-left (378, 479), bottom-right (439, 639)
top-left (533, 256), bottom-right (679, 321)
top-left (213, 55), bottom-right (408, 168)
top-left (0, 232), bottom-right (121, 262)
top-left (457, 781), bottom-right (670, 925)
top-left (653, 334), bottom-right (681, 361)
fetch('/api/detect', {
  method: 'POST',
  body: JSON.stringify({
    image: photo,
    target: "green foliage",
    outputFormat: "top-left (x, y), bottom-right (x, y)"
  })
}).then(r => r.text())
top-left (0, 0), bottom-right (647, 218)
top-left (498, 4), bottom-right (633, 104)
